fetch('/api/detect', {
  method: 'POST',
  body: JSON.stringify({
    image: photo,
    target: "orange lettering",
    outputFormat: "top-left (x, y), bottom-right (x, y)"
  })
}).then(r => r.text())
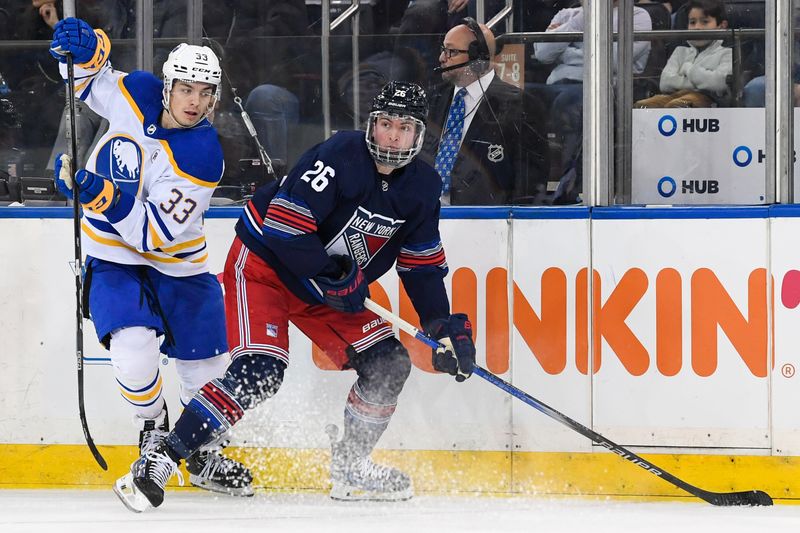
top-left (513, 268), bottom-right (568, 375)
top-left (575, 268), bottom-right (591, 374)
top-left (656, 268), bottom-right (682, 376)
top-left (691, 268), bottom-right (767, 377)
top-left (486, 267), bottom-right (510, 374)
top-left (399, 283), bottom-right (433, 372)
top-left (596, 268), bottom-right (649, 376)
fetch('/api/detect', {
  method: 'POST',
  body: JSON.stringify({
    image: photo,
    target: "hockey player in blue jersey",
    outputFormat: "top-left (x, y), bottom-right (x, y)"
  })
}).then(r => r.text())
top-left (49, 18), bottom-right (253, 498)
top-left (113, 81), bottom-right (477, 511)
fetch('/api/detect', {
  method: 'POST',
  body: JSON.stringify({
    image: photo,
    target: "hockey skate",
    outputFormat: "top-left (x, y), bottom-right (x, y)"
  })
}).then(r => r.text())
top-left (186, 445), bottom-right (254, 497)
top-left (327, 424), bottom-right (413, 502)
top-left (137, 408), bottom-right (169, 456)
top-left (114, 443), bottom-right (183, 512)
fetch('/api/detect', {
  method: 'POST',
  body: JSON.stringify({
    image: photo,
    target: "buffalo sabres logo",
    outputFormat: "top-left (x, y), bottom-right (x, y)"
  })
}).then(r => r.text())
top-left (326, 207), bottom-right (405, 268)
top-left (487, 144), bottom-right (504, 163)
top-left (95, 135), bottom-right (143, 196)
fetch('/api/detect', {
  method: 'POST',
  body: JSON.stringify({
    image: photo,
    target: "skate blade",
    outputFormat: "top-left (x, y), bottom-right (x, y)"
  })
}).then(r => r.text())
top-left (189, 474), bottom-right (255, 497)
top-left (330, 481), bottom-right (413, 502)
top-left (113, 473), bottom-right (151, 513)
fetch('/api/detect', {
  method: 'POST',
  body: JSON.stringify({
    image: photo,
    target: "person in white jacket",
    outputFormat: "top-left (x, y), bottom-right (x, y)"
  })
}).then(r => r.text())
top-left (635, 0), bottom-right (731, 108)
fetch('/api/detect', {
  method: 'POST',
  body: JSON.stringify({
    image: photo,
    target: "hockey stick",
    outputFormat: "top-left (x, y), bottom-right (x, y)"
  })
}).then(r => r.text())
top-left (362, 298), bottom-right (772, 506)
top-left (62, 1), bottom-right (107, 470)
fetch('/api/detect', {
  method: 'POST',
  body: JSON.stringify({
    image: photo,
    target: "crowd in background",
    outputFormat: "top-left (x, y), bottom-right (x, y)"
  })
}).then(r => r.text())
top-left (0, 0), bottom-right (776, 206)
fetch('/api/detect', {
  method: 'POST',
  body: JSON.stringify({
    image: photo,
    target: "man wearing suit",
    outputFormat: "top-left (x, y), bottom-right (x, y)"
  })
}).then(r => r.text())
top-left (420, 18), bottom-right (546, 206)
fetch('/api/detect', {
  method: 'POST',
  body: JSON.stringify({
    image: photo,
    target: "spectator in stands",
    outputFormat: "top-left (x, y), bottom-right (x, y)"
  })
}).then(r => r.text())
top-left (0, 1), bottom-right (65, 180)
top-left (419, 18), bottom-right (546, 205)
top-left (634, 0), bottom-right (731, 108)
top-left (742, 5), bottom-right (800, 108)
top-left (397, 0), bottom-right (506, 34)
top-left (531, 0), bottom-right (652, 204)
top-left (211, 0), bottom-right (317, 178)
top-left (742, 73), bottom-right (800, 108)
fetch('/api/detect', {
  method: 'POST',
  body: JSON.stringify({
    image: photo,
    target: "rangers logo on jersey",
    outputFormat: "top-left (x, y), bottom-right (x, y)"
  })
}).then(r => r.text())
top-left (327, 206), bottom-right (405, 268)
top-left (95, 135), bottom-right (143, 196)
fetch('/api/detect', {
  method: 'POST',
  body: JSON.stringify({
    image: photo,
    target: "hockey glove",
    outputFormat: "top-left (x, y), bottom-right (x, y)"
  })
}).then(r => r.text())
top-left (55, 154), bottom-right (119, 214)
top-left (54, 153), bottom-right (73, 198)
top-left (50, 17), bottom-right (97, 64)
top-left (429, 313), bottom-right (475, 382)
top-left (314, 255), bottom-right (369, 313)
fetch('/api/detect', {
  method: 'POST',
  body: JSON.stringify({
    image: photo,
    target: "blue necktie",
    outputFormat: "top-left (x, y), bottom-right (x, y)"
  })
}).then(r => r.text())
top-left (434, 88), bottom-right (468, 195)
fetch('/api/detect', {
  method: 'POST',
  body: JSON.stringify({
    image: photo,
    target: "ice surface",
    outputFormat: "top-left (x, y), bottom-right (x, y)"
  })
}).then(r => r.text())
top-left (1, 490), bottom-right (799, 533)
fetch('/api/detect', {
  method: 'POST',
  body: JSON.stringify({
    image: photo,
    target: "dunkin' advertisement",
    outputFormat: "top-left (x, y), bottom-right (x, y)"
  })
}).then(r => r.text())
top-left (1, 209), bottom-right (797, 456)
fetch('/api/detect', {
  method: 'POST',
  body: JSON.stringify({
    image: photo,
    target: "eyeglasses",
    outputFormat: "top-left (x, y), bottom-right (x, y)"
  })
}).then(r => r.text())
top-left (440, 45), bottom-right (469, 59)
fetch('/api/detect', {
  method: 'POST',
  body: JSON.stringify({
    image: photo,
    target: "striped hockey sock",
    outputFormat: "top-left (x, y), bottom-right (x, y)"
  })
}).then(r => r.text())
top-left (342, 382), bottom-right (397, 457)
top-left (166, 379), bottom-right (244, 459)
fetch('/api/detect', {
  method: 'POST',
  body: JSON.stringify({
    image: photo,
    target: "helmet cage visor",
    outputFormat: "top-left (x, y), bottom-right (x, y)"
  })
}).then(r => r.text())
top-left (365, 111), bottom-right (426, 169)
top-left (162, 78), bottom-right (220, 127)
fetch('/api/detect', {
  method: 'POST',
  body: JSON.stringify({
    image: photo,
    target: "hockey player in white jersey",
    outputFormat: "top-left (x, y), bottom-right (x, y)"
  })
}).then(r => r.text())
top-left (49, 17), bottom-right (253, 498)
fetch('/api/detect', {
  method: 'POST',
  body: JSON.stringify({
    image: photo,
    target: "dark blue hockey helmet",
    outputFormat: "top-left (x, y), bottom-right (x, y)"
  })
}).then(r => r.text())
top-left (366, 81), bottom-right (428, 169)
top-left (370, 81), bottom-right (428, 122)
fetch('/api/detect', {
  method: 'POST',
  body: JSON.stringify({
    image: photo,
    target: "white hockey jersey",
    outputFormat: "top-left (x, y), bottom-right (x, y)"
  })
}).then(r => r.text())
top-left (59, 34), bottom-right (223, 277)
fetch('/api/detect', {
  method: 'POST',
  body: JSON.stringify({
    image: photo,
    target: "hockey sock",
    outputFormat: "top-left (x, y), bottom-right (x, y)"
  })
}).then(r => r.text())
top-left (342, 381), bottom-right (397, 457)
top-left (342, 339), bottom-right (411, 456)
top-left (110, 327), bottom-right (164, 419)
top-left (165, 354), bottom-right (286, 459)
top-left (166, 378), bottom-right (244, 460)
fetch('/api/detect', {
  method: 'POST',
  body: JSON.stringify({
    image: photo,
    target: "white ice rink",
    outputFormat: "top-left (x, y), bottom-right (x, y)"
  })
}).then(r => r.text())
top-left (1, 489), bottom-right (798, 533)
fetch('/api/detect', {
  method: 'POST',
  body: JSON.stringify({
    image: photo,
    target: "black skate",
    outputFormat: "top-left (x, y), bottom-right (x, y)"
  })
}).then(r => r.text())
top-left (114, 443), bottom-right (183, 512)
top-left (327, 424), bottom-right (413, 502)
top-left (186, 446), bottom-right (254, 497)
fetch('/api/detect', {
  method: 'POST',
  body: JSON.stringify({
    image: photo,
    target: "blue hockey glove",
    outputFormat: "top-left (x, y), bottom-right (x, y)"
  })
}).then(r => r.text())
top-left (314, 255), bottom-right (369, 313)
top-left (74, 169), bottom-right (118, 213)
top-left (429, 313), bottom-right (476, 382)
top-left (50, 17), bottom-right (97, 64)
top-left (54, 154), bottom-right (118, 213)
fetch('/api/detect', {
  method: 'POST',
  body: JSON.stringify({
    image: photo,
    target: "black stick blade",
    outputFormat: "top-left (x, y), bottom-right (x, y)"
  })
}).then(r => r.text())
top-left (706, 490), bottom-right (773, 506)
top-left (88, 441), bottom-right (108, 471)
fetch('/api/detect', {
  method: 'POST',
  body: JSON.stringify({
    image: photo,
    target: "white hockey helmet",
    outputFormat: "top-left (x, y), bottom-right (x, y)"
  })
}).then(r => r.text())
top-left (162, 43), bottom-right (222, 125)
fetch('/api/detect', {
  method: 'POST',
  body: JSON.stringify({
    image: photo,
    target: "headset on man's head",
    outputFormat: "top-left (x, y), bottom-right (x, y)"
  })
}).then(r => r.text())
top-left (461, 16), bottom-right (491, 66)
top-left (434, 17), bottom-right (492, 74)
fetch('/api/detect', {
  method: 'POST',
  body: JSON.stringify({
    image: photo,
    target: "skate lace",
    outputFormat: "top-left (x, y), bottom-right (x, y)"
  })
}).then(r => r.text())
top-left (140, 429), bottom-right (166, 456)
top-left (197, 451), bottom-right (236, 480)
top-left (144, 449), bottom-right (184, 488)
top-left (356, 457), bottom-right (396, 482)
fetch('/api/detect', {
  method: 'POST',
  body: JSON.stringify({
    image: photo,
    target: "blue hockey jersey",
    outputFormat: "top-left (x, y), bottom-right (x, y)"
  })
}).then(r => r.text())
top-left (236, 130), bottom-right (451, 328)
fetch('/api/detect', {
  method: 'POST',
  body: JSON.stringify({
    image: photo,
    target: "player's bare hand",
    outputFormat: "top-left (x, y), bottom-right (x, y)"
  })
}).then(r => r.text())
top-left (32, 0), bottom-right (55, 7)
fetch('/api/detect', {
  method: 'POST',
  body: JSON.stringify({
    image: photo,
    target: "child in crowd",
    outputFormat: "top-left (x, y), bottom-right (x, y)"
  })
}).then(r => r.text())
top-left (635, 0), bottom-right (731, 108)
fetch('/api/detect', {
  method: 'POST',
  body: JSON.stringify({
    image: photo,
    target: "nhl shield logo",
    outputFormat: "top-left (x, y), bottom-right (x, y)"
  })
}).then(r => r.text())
top-left (487, 144), bottom-right (504, 163)
top-left (146, 124), bottom-right (156, 135)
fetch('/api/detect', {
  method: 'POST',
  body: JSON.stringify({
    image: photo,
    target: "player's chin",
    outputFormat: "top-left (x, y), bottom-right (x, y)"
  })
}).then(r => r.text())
top-left (179, 111), bottom-right (202, 127)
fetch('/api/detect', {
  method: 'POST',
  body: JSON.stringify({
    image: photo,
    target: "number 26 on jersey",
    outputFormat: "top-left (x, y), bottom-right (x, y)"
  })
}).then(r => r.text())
top-left (300, 160), bottom-right (334, 192)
